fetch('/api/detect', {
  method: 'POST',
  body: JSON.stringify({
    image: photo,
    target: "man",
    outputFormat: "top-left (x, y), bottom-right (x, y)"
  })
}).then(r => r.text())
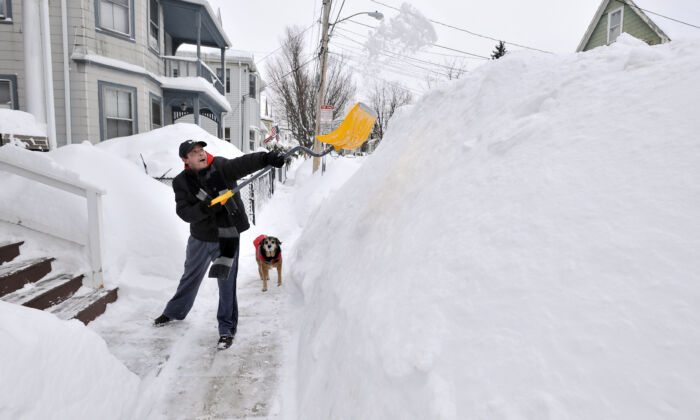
top-left (154, 139), bottom-right (285, 350)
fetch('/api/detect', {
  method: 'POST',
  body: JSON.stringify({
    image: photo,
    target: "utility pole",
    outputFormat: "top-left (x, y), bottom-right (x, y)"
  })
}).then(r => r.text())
top-left (312, 0), bottom-right (332, 173)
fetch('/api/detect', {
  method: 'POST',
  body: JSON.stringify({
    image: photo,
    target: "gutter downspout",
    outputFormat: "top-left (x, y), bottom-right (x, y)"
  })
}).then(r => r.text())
top-left (238, 61), bottom-right (243, 151)
top-left (40, 0), bottom-right (57, 149)
top-left (61, 0), bottom-right (72, 145)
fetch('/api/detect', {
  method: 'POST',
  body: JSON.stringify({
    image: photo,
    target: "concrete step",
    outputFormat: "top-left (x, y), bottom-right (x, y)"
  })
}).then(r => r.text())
top-left (0, 257), bottom-right (54, 297)
top-left (0, 241), bottom-right (24, 265)
top-left (2, 273), bottom-right (84, 310)
top-left (48, 287), bottom-right (119, 325)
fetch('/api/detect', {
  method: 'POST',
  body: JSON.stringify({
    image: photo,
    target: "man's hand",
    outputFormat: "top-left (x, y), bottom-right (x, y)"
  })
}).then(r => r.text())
top-left (264, 151), bottom-right (286, 168)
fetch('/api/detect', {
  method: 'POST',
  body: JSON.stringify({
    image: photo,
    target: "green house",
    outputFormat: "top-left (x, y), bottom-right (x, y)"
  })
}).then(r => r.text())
top-left (577, 0), bottom-right (700, 52)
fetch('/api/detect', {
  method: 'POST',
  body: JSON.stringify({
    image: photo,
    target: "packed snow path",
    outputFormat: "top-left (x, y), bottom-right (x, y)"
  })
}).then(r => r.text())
top-left (88, 159), bottom-right (332, 419)
top-left (94, 240), bottom-right (288, 419)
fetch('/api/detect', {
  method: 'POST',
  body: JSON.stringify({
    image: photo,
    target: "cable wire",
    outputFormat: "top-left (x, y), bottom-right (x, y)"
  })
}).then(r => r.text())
top-left (370, 0), bottom-right (553, 54)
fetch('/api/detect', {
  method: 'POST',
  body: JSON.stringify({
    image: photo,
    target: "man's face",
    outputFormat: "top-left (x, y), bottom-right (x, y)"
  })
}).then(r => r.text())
top-left (182, 145), bottom-right (208, 171)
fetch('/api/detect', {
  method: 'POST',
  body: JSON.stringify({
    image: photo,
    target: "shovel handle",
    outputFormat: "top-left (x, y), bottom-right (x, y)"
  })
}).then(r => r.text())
top-left (209, 146), bottom-right (333, 206)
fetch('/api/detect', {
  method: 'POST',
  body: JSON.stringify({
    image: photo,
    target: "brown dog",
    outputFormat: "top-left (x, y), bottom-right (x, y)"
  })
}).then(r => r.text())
top-left (254, 235), bottom-right (282, 292)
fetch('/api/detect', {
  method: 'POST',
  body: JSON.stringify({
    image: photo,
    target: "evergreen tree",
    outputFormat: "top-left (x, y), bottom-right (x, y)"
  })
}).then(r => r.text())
top-left (491, 41), bottom-right (507, 60)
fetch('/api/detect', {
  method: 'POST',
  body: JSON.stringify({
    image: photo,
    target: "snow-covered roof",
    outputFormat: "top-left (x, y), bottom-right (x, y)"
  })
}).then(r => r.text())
top-left (177, 45), bottom-right (256, 71)
top-left (71, 52), bottom-right (231, 112)
top-left (0, 109), bottom-right (47, 137)
top-left (578, 0), bottom-right (700, 51)
top-left (172, 0), bottom-right (231, 47)
top-left (159, 77), bottom-right (231, 112)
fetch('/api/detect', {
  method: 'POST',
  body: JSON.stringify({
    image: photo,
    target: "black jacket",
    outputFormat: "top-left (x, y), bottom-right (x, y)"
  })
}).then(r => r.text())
top-left (172, 153), bottom-right (268, 242)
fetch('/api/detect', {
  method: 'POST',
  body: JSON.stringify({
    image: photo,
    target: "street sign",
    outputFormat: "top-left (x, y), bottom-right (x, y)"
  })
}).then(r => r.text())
top-left (320, 105), bottom-right (334, 135)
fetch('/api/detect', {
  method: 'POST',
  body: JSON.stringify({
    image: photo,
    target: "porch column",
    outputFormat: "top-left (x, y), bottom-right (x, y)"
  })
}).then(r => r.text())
top-left (217, 112), bottom-right (223, 139)
top-left (193, 96), bottom-right (200, 125)
top-left (196, 10), bottom-right (202, 77)
top-left (221, 47), bottom-right (226, 95)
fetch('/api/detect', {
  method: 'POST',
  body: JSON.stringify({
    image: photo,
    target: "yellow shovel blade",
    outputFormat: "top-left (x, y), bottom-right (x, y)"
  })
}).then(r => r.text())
top-left (210, 190), bottom-right (233, 207)
top-left (316, 102), bottom-right (377, 151)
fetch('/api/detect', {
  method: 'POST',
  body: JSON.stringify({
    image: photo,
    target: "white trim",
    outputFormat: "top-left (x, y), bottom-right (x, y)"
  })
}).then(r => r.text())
top-left (606, 6), bottom-right (624, 44)
top-left (0, 158), bottom-right (105, 287)
top-left (102, 85), bottom-right (135, 139)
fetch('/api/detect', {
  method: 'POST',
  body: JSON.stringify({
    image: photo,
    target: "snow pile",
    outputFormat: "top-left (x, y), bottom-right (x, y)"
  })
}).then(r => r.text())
top-left (0, 109), bottom-right (47, 137)
top-left (96, 123), bottom-right (243, 178)
top-left (0, 137), bottom-right (190, 291)
top-left (0, 301), bottom-right (140, 419)
top-left (287, 35), bottom-right (700, 419)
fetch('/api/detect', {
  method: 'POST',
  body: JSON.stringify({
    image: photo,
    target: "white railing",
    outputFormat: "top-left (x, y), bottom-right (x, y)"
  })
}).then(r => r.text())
top-left (0, 158), bottom-right (105, 288)
top-left (162, 56), bottom-right (225, 94)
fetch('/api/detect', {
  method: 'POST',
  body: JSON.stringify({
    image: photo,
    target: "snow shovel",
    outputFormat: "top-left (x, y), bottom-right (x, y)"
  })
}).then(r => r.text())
top-left (209, 102), bottom-right (377, 207)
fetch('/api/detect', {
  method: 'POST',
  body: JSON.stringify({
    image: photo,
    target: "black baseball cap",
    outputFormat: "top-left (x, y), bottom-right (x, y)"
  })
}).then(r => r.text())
top-left (178, 139), bottom-right (207, 158)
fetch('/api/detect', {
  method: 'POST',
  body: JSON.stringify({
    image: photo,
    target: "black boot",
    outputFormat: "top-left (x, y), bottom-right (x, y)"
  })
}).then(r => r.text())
top-left (154, 314), bottom-right (171, 326)
top-left (217, 335), bottom-right (233, 350)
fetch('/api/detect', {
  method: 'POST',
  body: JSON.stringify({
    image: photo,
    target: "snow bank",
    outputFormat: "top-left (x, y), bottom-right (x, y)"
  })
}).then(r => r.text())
top-left (0, 139), bottom-right (189, 292)
top-left (96, 123), bottom-right (243, 179)
top-left (0, 109), bottom-right (47, 137)
top-left (0, 301), bottom-right (139, 419)
top-left (287, 35), bottom-right (700, 419)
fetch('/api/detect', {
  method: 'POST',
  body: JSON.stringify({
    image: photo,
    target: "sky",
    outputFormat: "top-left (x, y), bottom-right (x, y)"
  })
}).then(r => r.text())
top-left (204, 0), bottom-right (700, 97)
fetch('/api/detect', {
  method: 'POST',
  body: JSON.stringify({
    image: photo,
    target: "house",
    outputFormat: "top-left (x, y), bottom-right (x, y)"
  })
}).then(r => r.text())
top-left (176, 47), bottom-right (265, 153)
top-left (0, 0), bottom-right (232, 149)
top-left (577, 0), bottom-right (700, 52)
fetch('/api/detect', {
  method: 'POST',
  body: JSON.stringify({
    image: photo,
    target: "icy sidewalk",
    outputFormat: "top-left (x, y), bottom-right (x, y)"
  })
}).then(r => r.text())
top-left (89, 156), bottom-right (365, 419)
top-left (90, 205), bottom-right (295, 419)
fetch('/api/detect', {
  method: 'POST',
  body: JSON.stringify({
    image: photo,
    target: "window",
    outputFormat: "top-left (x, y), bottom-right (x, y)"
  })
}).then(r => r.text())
top-left (224, 127), bottom-right (231, 141)
top-left (100, 83), bottom-right (136, 140)
top-left (148, 0), bottom-right (159, 51)
top-left (607, 8), bottom-right (623, 44)
top-left (248, 74), bottom-right (256, 99)
top-left (0, 79), bottom-right (14, 109)
top-left (0, 1), bottom-right (6, 19)
top-left (151, 96), bottom-right (162, 130)
top-left (216, 68), bottom-right (231, 93)
top-left (249, 130), bottom-right (255, 150)
top-left (98, 0), bottom-right (130, 36)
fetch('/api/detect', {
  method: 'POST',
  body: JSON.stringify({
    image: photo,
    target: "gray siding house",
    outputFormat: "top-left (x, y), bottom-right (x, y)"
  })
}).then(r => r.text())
top-left (177, 48), bottom-right (265, 153)
top-left (0, 0), bottom-right (231, 149)
top-left (577, 0), bottom-right (700, 52)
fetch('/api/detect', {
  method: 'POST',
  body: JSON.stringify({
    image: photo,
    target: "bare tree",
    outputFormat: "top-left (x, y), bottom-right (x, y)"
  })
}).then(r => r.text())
top-left (367, 81), bottom-right (412, 147)
top-left (266, 26), bottom-right (356, 149)
top-left (426, 58), bottom-right (467, 89)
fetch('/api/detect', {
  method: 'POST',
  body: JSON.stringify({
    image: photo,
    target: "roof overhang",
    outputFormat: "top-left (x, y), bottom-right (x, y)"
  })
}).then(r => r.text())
top-left (576, 0), bottom-right (670, 52)
top-left (160, 0), bottom-right (231, 50)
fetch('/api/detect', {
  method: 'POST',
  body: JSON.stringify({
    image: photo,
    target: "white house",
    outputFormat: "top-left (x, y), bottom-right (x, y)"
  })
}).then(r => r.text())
top-left (0, 0), bottom-right (232, 149)
top-left (176, 47), bottom-right (265, 153)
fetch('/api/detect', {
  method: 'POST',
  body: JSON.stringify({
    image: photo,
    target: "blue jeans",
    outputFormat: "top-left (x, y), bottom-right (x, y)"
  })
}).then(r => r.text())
top-left (162, 236), bottom-right (239, 337)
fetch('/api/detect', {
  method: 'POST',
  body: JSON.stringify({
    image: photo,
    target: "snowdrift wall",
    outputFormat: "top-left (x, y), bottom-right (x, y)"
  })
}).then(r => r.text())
top-left (288, 35), bottom-right (700, 419)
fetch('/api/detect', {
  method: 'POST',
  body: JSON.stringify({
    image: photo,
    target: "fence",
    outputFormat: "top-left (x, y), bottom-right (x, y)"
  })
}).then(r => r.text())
top-left (158, 165), bottom-right (287, 225)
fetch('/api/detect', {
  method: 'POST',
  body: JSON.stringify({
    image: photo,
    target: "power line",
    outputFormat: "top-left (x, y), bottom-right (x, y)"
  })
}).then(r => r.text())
top-left (265, 55), bottom-right (318, 91)
top-left (327, 54), bottom-right (425, 95)
top-left (619, 0), bottom-right (700, 30)
top-left (333, 32), bottom-right (454, 77)
top-left (329, 48), bottom-right (445, 87)
top-left (370, 0), bottom-right (553, 54)
top-left (255, 23), bottom-right (316, 65)
top-left (334, 26), bottom-right (473, 71)
top-left (346, 19), bottom-right (489, 59)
